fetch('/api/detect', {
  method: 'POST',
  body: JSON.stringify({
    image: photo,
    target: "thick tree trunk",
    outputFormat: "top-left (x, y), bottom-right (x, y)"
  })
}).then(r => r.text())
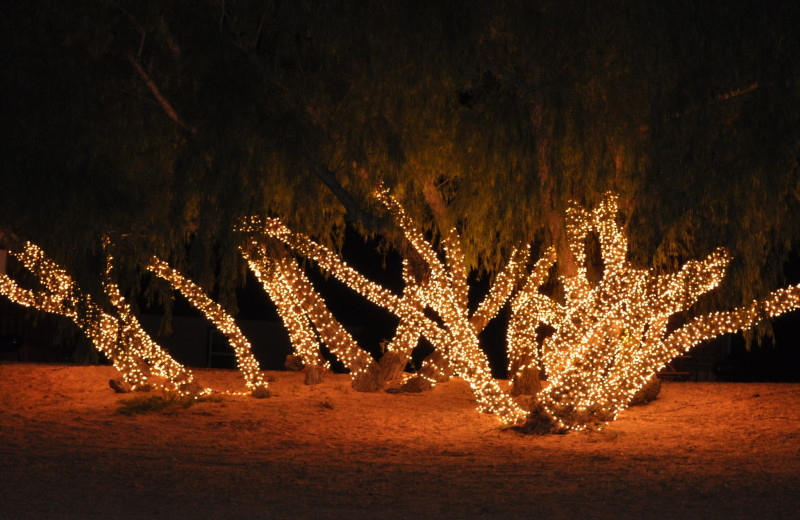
top-left (629, 377), bottom-right (661, 406)
top-left (351, 360), bottom-right (383, 392)
top-left (352, 350), bottom-right (409, 392)
top-left (378, 350), bottom-right (409, 382)
top-left (177, 379), bottom-right (205, 396)
top-left (108, 379), bottom-right (133, 393)
top-left (304, 364), bottom-right (323, 385)
top-left (517, 401), bottom-right (565, 435)
top-left (396, 374), bottom-right (433, 393)
top-left (549, 210), bottom-right (579, 280)
top-left (393, 350), bottom-right (452, 393)
top-left (421, 349), bottom-right (453, 383)
top-left (510, 365), bottom-right (542, 396)
top-left (250, 385), bottom-right (271, 398)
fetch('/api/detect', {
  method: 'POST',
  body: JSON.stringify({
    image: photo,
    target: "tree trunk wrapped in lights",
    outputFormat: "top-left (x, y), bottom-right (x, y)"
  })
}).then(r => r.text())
top-left (354, 260), bottom-right (426, 392)
top-left (522, 194), bottom-right (800, 431)
top-left (0, 243), bottom-right (202, 395)
top-left (240, 228), bottom-right (429, 392)
top-left (147, 258), bottom-right (270, 397)
top-left (248, 190), bottom-right (800, 431)
top-left (240, 247), bottom-right (328, 385)
top-left (242, 240), bottom-right (388, 387)
top-left (242, 188), bottom-right (531, 424)
top-left (506, 246), bottom-right (558, 396)
top-left (374, 188), bottom-right (530, 395)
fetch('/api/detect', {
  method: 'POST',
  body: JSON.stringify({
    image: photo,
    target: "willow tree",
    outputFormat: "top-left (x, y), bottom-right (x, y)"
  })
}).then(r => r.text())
top-left (1, 1), bottom-right (799, 372)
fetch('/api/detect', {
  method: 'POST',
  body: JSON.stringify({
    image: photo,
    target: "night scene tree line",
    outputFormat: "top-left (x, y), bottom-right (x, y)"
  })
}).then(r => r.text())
top-left (1, 1), bottom-right (799, 432)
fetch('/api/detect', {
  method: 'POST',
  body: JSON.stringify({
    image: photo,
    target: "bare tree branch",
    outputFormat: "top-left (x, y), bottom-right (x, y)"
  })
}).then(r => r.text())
top-left (312, 165), bottom-right (387, 233)
top-left (127, 55), bottom-right (196, 134)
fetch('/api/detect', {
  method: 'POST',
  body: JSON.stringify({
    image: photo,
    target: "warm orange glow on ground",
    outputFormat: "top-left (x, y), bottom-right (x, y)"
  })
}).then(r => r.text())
top-left (1, 363), bottom-right (799, 518)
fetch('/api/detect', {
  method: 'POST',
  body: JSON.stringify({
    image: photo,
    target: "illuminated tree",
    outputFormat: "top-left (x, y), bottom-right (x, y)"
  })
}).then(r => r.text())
top-left (250, 191), bottom-right (800, 431)
top-left (370, 187), bottom-right (528, 394)
top-left (241, 241), bottom-right (373, 386)
top-left (517, 193), bottom-right (800, 430)
top-left (0, 243), bottom-right (278, 398)
top-left (147, 258), bottom-right (270, 397)
top-left (3, 192), bottom-right (800, 432)
top-left (1, 1), bottom-right (800, 433)
top-left (0, 243), bottom-right (202, 395)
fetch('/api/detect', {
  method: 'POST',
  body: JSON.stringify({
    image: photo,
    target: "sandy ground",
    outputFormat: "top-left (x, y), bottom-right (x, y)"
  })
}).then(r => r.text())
top-left (1, 362), bottom-right (799, 519)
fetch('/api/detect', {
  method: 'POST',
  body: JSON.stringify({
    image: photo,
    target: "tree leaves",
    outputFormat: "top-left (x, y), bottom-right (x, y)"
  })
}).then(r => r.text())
top-left (1, 0), bottom-right (799, 313)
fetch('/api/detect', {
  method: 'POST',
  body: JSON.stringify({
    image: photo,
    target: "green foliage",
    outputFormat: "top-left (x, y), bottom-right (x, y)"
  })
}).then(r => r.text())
top-left (1, 0), bottom-right (799, 318)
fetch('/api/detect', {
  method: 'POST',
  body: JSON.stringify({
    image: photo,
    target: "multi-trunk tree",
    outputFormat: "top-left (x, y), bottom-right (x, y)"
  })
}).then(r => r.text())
top-left (249, 190), bottom-right (800, 430)
top-left (1, 1), bottom-right (800, 431)
top-left (5, 190), bottom-right (799, 432)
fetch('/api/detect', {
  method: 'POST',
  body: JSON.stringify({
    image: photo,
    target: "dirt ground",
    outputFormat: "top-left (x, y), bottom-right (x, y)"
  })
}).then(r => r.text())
top-left (1, 362), bottom-right (798, 519)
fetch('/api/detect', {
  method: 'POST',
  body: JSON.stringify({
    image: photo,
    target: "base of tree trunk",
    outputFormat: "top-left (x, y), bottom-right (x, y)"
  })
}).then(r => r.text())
top-left (387, 352), bottom-right (449, 393)
top-left (304, 364), bottom-right (323, 385)
top-left (629, 377), bottom-right (661, 406)
top-left (108, 379), bottom-right (132, 393)
top-left (396, 374), bottom-right (433, 393)
top-left (516, 402), bottom-right (566, 435)
top-left (378, 350), bottom-right (408, 382)
top-left (178, 379), bottom-right (205, 397)
top-left (351, 359), bottom-right (383, 392)
top-left (147, 375), bottom-right (169, 391)
top-left (284, 355), bottom-right (304, 372)
top-left (421, 350), bottom-right (454, 383)
top-left (250, 384), bottom-right (271, 398)
top-left (509, 366), bottom-right (542, 396)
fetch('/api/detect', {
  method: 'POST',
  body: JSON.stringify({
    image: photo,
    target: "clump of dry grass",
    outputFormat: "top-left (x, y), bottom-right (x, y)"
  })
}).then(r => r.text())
top-left (116, 393), bottom-right (224, 416)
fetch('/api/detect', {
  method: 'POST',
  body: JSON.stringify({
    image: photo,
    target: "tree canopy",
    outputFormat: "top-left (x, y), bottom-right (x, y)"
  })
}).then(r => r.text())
top-left (2, 0), bottom-right (799, 314)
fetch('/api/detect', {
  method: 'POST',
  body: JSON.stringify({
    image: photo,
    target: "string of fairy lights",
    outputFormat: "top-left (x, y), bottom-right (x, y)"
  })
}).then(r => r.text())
top-left (102, 254), bottom-right (200, 394)
top-left (238, 187), bottom-right (530, 423)
top-left (242, 241), bottom-right (386, 384)
top-left (384, 259), bottom-right (426, 368)
top-left (147, 257), bottom-right (270, 397)
top-left (506, 246), bottom-right (558, 385)
top-left (2, 190), bottom-right (799, 431)
top-left (242, 247), bottom-right (328, 374)
top-left (0, 242), bottom-right (203, 395)
top-left (524, 193), bottom-right (800, 431)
